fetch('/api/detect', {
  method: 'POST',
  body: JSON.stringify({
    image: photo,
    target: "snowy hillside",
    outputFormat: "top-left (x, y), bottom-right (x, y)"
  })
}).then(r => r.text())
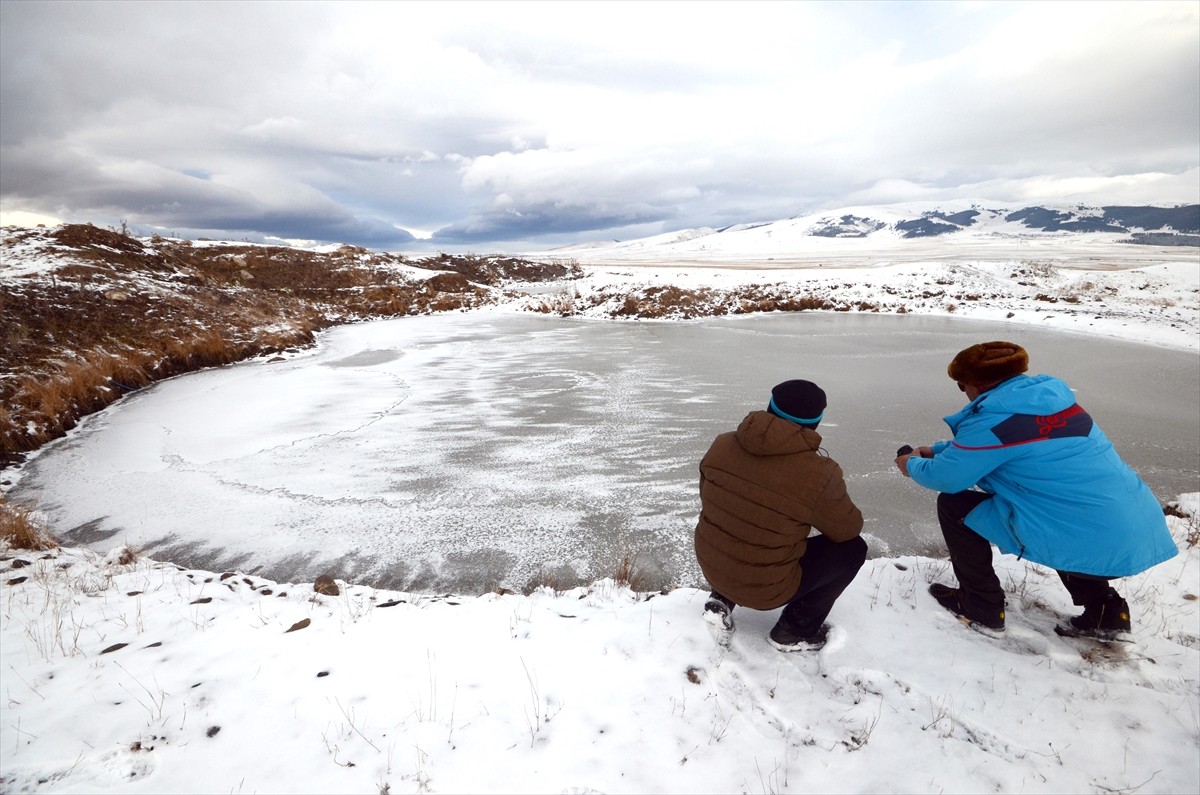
top-left (544, 201), bottom-right (1200, 265)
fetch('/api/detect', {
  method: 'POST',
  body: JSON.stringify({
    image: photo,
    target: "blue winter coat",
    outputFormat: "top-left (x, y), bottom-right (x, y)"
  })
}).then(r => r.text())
top-left (907, 373), bottom-right (1177, 577)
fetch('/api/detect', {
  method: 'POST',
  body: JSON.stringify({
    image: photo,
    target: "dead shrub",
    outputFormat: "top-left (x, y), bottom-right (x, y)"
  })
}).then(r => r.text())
top-left (57, 355), bottom-right (119, 414)
top-left (612, 554), bottom-right (645, 592)
top-left (109, 545), bottom-right (139, 565)
top-left (52, 223), bottom-right (144, 254)
top-left (192, 328), bottom-right (240, 365)
top-left (522, 571), bottom-right (562, 595)
top-left (154, 329), bottom-right (238, 372)
top-left (106, 351), bottom-right (154, 392)
top-left (429, 295), bottom-right (471, 312)
top-left (313, 573), bottom-right (341, 596)
top-left (0, 497), bottom-right (58, 551)
top-left (424, 272), bottom-right (474, 293)
top-left (358, 286), bottom-right (413, 316)
top-left (14, 373), bottom-right (70, 419)
top-left (1165, 501), bottom-right (1200, 548)
top-left (0, 404), bottom-right (13, 447)
top-left (775, 294), bottom-right (832, 312)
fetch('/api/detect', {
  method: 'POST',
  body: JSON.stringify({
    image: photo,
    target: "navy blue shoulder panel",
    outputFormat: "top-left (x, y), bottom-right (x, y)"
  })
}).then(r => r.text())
top-left (990, 404), bottom-right (1094, 446)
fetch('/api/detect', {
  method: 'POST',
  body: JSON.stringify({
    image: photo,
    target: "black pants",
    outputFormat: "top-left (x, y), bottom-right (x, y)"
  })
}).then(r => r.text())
top-left (937, 491), bottom-right (1119, 614)
top-left (711, 534), bottom-right (868, 637)
top-left (778, 534), bottom-right (868, 636)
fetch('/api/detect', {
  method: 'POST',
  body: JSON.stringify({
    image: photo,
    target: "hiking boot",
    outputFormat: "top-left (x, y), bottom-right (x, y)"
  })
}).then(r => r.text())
top-left (1056, 594), bottom-right (1131, 639)
top-left (929, 583), bottom-right (1005, 631)
top-left (703, 594), bottom-right (735, 632)
top-left (767, 622), bottom-right (829, 653)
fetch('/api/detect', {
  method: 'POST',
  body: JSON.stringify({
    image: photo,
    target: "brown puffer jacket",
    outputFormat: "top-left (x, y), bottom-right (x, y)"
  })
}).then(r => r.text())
top-left (694, 410), bottom-right (863, 610)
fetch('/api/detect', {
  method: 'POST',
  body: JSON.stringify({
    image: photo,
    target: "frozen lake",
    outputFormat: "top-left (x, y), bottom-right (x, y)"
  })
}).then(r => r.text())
top-left (12, 311), bottom-right (1199, 594)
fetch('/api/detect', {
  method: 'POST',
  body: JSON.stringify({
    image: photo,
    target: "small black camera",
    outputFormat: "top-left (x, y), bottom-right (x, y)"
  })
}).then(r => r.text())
top-left (896, 445), bottom-right (913, 456)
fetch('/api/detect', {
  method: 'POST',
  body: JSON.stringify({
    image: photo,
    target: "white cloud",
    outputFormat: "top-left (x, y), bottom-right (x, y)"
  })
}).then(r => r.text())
top-left (0, 208), bottom-right (63, 227)
top-left (1, 0), bottom-right (1195, 249)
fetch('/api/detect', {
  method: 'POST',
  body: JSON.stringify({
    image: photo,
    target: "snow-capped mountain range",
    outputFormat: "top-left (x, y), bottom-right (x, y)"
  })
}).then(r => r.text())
top-left (546, 200), bottom-right (1200, 264)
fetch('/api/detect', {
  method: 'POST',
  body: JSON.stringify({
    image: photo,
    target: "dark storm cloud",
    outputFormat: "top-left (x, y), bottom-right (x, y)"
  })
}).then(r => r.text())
top-left (432, 203), bottom-right (663, 245)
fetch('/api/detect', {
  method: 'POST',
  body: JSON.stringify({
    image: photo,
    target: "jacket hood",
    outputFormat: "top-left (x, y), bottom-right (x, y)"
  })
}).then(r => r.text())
top-left (735, 410), bottom-right (822, 456)
top-left (946, 374), bottom-right (1075, 430)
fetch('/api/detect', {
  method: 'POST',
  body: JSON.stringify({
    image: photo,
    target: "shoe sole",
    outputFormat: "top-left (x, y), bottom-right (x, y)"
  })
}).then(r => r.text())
top-left (1054, 624), bottom-right (1133, 643)
top-left (703, 609), bottom-right (734, 649)
top-left (703, 609), bottom-right (734, 633)
top-left (929, 583), bottom-right (1005, 632)
top-left (953, 614), bottom-right (1006, 637)
top-left (768, 637), bottom-right (825, 653)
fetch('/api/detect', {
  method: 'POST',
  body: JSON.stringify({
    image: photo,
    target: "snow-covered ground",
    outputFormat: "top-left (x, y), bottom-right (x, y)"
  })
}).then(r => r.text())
top-left (2, 228), bottom-right (1199, 794)
top-left (1, 503), bottom-right (1196, 794)
top-left (547, 258), bottom-right (1199, 352)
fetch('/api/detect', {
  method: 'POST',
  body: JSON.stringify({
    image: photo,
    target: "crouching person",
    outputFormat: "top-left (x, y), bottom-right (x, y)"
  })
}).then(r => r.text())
top-left (895, 341), bottom-right (1178, 639)
top-left (694, 379), bottom-right (867, 652)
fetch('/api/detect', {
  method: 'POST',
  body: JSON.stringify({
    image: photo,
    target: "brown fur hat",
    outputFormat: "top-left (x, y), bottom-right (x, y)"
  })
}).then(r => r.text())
top-left (947, 341), bottom-right (1029, 385)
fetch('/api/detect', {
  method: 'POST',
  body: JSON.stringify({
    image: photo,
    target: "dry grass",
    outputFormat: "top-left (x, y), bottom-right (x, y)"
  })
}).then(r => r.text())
top-left (598, 284), bottom-right (875, 320)
top-left (612, 554), bottom-right (645, 591)
top-left (0, 496), bottom-right (58, 551)
top-left (2, 331), bottom-right (258, 457)
top-left (1164, 502), bottom-right (1200, 548)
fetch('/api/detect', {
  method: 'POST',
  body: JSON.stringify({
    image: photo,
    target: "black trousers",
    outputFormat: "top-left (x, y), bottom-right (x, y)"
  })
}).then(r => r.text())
top-left (711, 535), bottom-right (867, 637)
top-left (777, 534), bottom-right (869, 636)
top-left (937, 491), bottom-right (1118, 614)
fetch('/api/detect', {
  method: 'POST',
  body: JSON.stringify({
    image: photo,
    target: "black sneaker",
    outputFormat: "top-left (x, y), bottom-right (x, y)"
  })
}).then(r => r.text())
top-left (929, 583), bottom-right (1005, 631)
top-left (767, 622), bottom-right (829, 653)
top-left (703, 594), bottom-right (735, 632)
top-left (1055, 594), bottom-right (1131, 640)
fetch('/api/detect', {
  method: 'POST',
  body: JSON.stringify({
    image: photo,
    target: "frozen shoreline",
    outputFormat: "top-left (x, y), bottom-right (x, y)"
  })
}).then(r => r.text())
top-left (499, 258), bottom-right (1200, 355)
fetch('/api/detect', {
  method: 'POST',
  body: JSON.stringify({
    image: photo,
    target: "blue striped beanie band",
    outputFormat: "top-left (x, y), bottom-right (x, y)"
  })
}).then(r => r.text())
top-left (768, 380), bottom-right (827, 426)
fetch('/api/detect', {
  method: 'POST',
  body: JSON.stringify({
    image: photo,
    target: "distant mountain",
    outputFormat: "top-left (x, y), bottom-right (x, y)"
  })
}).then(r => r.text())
top-left (804, 203), bottom-right (1199, 242)
top-left (549, 201), bottom-right (1200, 262)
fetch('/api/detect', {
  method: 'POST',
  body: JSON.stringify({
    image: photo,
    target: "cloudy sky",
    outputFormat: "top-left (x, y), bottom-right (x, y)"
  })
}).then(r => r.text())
top-left (1, 1), bottom-right (1197, 251)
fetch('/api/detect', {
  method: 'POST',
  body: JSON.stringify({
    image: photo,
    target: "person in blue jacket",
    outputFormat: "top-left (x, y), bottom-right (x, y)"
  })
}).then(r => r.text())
top-left (895, 341), bottom-right (1177, 638)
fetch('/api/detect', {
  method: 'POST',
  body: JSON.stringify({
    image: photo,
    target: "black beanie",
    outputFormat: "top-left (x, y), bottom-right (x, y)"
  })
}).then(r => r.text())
top-left (768, 380), bottom-right (827, 427)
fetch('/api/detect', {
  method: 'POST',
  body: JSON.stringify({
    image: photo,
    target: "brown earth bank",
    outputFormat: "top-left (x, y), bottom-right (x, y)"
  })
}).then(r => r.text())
top-left (0, 224), bottom-right (582, 470)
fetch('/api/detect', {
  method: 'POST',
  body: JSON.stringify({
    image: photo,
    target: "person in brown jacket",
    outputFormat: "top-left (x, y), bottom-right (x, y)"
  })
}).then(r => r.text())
top-left (694, 379), bottom-right (867, 652)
